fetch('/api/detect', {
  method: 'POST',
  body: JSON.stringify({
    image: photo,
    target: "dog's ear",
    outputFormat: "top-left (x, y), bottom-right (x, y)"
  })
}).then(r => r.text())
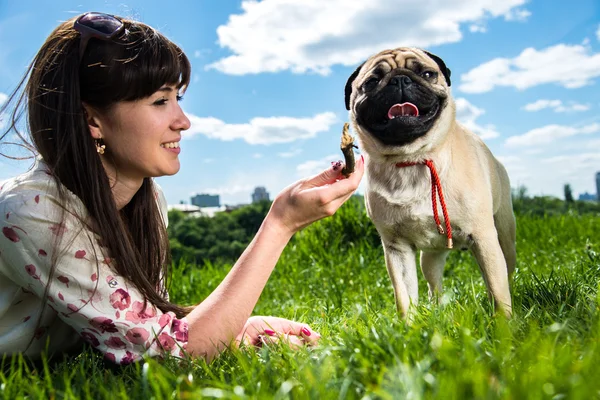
top-left (423, 50), bottom-right (451, 87)
top-left (345, 62), bottom-right (365, 111)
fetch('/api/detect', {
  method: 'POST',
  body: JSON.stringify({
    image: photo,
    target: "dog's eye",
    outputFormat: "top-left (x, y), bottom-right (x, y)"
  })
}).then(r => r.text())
top-left (362, 77), bottom-right (380, 91)
top-left (421, 71), bottom-right (436, 80)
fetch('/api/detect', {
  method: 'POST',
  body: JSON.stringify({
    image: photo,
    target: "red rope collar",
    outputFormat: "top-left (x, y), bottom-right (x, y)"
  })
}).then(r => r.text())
top-left (395, 160), bottom-right (453, 249)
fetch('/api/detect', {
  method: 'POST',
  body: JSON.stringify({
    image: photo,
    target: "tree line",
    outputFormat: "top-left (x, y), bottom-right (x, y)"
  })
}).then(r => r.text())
top-left (168, 189), bottom-right (600, 267)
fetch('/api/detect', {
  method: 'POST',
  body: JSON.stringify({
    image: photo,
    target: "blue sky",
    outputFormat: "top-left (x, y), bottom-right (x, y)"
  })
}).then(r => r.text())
top-left (1, 0), bottom-right (599, 205)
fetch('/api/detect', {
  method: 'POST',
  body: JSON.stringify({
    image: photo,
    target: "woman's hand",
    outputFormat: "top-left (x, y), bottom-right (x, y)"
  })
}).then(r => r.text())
top-left (267, 155), bottom-right (365, 236)
top-left (235, 316), bottom-right (321, 348)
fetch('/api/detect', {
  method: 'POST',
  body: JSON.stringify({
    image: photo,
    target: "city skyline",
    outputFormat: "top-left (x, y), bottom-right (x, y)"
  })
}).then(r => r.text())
top-left (1, 1), bottom-right (599, 205)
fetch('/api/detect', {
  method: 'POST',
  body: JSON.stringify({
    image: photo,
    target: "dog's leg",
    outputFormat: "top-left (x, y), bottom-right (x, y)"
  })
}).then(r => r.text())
top-left (471, 229), bottom-right (512, 317)
top-left (494, 204), bottom-right (517, 279)
top-left (420, 250), bottom-right (449, 300)
top-left (383, 241), bottom-right (418, 319)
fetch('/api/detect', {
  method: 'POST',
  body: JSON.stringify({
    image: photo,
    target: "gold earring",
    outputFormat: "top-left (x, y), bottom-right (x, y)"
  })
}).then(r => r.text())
top-left (95, 138), bottom-right (106, 155)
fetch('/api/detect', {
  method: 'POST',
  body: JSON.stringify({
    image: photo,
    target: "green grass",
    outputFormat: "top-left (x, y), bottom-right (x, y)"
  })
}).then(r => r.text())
top-left (2, 199), bottom-right (600, 399)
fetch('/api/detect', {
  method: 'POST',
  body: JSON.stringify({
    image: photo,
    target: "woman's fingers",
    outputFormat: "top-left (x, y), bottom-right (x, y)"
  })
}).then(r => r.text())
top-left (259, 332), bottom-right (315, 349)
top-left (304, 155), bottom-right (364, 190)
top-left (302, 155), bottom-right (364, 206)
top-left (247, 316), bottom-right (321, 348)
top-left (303, 160), bottom-right (345, 188)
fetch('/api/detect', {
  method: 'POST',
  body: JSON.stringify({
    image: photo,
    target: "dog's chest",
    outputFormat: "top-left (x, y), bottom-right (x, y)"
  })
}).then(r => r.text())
top-left (366, 165), bottom-right (469, 250)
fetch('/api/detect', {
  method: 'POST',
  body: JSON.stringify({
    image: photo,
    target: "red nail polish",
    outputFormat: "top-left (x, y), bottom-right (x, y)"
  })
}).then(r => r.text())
top-left (301, 327), bottom-right (311, 336)
top-left (264, 329), bottom-right (276, 336)
top-left (361, 154), bottom-right (364, 163)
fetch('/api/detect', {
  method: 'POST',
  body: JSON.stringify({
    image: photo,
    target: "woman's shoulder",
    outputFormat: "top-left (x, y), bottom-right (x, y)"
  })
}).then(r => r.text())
top-left (0, 158), bottom-right (83, 217)
top-left (1, 159), bottom-right (55, 199)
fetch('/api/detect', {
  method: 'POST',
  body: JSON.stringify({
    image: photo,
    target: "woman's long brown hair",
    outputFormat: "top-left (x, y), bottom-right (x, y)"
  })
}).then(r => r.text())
top-left (0, 15), bottom-right (193, 327)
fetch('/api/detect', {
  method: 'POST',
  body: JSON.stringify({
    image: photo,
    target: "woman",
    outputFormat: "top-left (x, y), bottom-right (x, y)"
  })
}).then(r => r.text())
top-left (0, 12), bottom-right (364, 365)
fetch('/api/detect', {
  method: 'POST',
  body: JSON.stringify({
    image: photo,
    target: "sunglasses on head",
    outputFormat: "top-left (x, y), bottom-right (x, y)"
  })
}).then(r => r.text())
top-left (73, 12), bottom-right (125, 62)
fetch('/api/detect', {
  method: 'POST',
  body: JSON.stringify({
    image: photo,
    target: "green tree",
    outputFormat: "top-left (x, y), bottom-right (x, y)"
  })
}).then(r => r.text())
top-left (564, 183), bottom-right (574, 203)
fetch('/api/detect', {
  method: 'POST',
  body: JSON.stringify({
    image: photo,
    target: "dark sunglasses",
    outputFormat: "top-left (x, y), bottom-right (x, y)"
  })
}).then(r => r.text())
top-left (73, 12), bottom-right (125, 62)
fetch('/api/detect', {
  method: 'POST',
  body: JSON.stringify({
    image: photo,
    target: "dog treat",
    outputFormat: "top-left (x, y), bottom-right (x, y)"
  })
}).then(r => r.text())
top-left (340, 122), bottom-right (357, 177)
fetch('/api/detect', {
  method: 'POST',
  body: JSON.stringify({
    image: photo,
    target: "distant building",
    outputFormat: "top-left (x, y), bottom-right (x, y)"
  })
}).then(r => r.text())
top-left (191, 193), bottom-right (220, 207)
top-left (168, 204), bottom-right (202, 217)
top-left (578, 192), bottom-right (597, 202)
top-left (251, 187), bottom-right (270, 203)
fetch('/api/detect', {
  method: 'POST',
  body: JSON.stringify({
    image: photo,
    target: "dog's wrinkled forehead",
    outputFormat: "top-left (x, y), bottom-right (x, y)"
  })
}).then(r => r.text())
top-left (364, 48), bottom-right (437, 76)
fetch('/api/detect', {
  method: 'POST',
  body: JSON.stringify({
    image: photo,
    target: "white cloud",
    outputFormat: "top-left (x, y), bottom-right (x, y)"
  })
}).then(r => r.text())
top-left (193, 49), bottom-right (212, 58)
top-left (296, 154), bottom-right (340, 178)
top-left (278, 148), bottom-right (303, 158)
top-left (496, 155), bottom-right (521, 165)
top-left (505, 123), bottom-right (600, 147)
top-left (542, 152), bottom-right (600, 166)
top-left (504, 8), bottom-right (531, 22)
top-left (522, 99), bottom-right (591, 113)
top-left (460, 44), bottom-right (600, 93)
top-left (183, 111), bottom-right (338, 145)
top-left (454, 97), bottom-right (500, 139)
top-left (469, 24), bottom-right (487, 33)
top-left (207, 0), bottom-right (527, 75)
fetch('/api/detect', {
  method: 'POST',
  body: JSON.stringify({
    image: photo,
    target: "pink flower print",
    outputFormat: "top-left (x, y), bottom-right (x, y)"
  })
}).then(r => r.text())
top-left (58, 293), bottom-right (64, 301)
top-left (105, 353), bottom-right (116, 363)
top-left (57, 276), bottom-right (69, 287)
top-left (110, 289), bottom-right (131, 310)
top-left (2, 227), bottom-right (20, 242)
top-left (81, 331), bottom-right (100, 347)
top-left (103, 258), bottom-right (112, 265)
top-left (67, 304), bottom-right (79, 313)
top-left (171, 319), bottom-right (189, 342)
top-left (90, 317), bottom-right (118, 333)
top-left (75, 250), bottom-right (86, 259)
top-left (47, 295), bottom-right (55, 303)
top-left (104, 336), bottom-right (127, 350)
top-left (38, 249), bottom-right (47, 257)
top-left (24, 264), bottom-right (40, 280)
top-left (125, 301), bottom-right (157, 324)
top-left (158, 313), bottom-right (172, 328)
top-left (91, 273), bottom-right (98, 282)
top-left (121, 351), bottom-right (136, 365)
top-left (86, 289), bottom-right (103, 303)
top-left (158, 332), bottom-right (176, 352)
top-left (22, 316), bottom-right (31, 323)
top-left (34, 326), bottom-right (47, 340)
top-left (126, 328), bottom-right (150, 345)
top-left (34, 195), bottom-right (40, 204)
top-left (48, 223), bottom-right (67, 236)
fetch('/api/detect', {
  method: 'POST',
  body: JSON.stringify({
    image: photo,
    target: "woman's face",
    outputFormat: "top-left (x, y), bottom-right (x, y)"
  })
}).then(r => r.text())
top-left (93, 85), bottom-right (190, 181)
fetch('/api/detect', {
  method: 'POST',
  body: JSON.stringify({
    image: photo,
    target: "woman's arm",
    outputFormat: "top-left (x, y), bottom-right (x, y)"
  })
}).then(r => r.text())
top-left (185, 157), bottom-right (364, 360)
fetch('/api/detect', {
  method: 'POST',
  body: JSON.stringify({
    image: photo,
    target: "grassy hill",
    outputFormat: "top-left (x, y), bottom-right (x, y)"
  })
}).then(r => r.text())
top-left (2, 197), bottom-right (600, 399)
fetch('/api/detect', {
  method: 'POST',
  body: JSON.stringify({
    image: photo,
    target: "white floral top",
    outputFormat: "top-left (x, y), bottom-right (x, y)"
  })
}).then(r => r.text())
top-left (0, 159), bottom-right (189, 365)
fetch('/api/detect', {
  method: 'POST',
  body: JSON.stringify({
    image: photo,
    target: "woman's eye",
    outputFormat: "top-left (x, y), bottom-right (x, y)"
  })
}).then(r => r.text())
top-left (362, 77), bottom-right (380, 91)
top-left (153, 98), bottom-right (168, 105)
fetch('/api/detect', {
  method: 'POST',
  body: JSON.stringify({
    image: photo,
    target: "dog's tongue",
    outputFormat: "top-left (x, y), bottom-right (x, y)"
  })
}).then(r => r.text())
top-left (388, 103), bottom-right (419, 119)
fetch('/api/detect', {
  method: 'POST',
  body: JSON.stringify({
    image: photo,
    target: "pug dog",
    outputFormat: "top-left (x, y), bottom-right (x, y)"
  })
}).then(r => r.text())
top-left (345, 47), bottom-right (516, 318)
